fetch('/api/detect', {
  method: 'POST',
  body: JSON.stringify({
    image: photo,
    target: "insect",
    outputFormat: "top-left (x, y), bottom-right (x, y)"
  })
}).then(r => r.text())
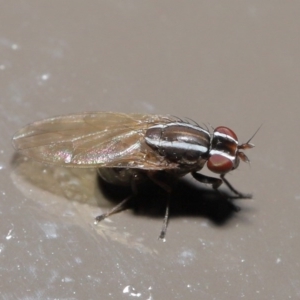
top-left (12, 112), bottom-right (256, 239)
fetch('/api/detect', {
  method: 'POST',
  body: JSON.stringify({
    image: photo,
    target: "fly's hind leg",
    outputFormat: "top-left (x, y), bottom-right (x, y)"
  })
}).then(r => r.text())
top-left (95, 169), bottom-right (141, 224)
top-left (94, 195), bottom-right (133, 223)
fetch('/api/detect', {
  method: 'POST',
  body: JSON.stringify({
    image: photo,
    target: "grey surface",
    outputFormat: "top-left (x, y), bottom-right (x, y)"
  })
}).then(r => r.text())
top-left (1, 1), bottom-right (300, 299)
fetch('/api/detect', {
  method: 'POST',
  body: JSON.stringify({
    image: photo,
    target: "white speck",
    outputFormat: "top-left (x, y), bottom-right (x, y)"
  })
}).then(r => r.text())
top-left (11, 44), bottom-right (19, 50)
top-left (133, 293), bottom-right (141, 297)
top-left (37, 73), bottom-right (51, 85)
top-left (199, 239), bottom-right (206, 246)
top-left (2, 192), bottom-right (6, 196)
top-left (75, 257), bottom-right (82, 264)
top-left (0, 244), bottom-right (4, 253)
top-left (40, 222), bottom-right (58, 239)
top-left (276, 258), bottom-right (281, 264)
top-left (178, 249), bottom-right (196, 265)
top-left (41, 73), bottom-right (50, 81)
top-left (61, 277), bottom-right (74, 283)
top-left (0, 165), bottom-right (4, 170)
top-left (123, 285), bottom-right (142, 297)
top-left (6, 228), bottom-right (13, 240)
top-left (241, 259), bottom-right (245, 263)
top-left (0, 65), bottom-right (5, 70)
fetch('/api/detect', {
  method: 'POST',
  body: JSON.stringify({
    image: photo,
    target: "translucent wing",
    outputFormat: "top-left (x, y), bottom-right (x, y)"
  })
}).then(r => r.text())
top-left (12, 112), bottom-right (178, 170)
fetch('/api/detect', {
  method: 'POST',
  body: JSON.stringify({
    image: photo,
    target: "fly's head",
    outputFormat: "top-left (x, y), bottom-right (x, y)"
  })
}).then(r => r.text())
top-left (207, 126), bottom-right (255, 175)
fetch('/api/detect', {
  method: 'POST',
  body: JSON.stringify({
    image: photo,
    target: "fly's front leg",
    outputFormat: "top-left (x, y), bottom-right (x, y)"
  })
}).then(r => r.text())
top-left (191, 172), bottom-right (252, 199)
top-left (220, 174), bottom-right (252, 199)
top-left (191, 172), bottom-right (223, 190)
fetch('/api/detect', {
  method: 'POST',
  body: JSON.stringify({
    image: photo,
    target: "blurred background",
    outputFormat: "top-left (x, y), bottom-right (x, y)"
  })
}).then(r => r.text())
top-left (1, 1), bottom-right (300, 299)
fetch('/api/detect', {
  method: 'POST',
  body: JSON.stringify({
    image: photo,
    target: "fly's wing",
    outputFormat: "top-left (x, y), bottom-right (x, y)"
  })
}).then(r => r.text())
top-left (12, 112), bottom-right (178, 170)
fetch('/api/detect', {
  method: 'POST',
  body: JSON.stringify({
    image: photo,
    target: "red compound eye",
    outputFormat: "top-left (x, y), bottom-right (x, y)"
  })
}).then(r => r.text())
top-left (207, 154), bottom-right (233, 174)
top-left (214, 126), bottom-right (238, 141)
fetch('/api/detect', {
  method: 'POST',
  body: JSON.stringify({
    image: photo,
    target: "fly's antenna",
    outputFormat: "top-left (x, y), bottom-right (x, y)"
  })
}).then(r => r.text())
top-left (245, 123), bottom-right (263, 145)
top-left (238, 123), bottom-right (263, 151)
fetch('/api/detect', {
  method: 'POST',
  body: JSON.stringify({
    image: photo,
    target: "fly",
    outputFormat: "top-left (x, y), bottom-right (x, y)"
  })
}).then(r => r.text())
top-left (12, 112), bottom-right (256, 240)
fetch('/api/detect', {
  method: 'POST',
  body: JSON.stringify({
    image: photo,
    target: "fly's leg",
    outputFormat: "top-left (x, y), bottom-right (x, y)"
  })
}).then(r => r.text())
top-left (220, 174), bottom-right (252, 199)
top-left (191, 172), bottom-right (222, 189)
top-left (95, 174), bottom-right (139, 223)
top-left (94, 195), bottom-right (132, 223)
top-left (192, 172), bottom-right (252, 199)
top-left (158, 194), bottom-right (170, 241)
top-left (147, 172), bottom-right (172, 241)
top-left (96, 169), bottom-right (174, 240)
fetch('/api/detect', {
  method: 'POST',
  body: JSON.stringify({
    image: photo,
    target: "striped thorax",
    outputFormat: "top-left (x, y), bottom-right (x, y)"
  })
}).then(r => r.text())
top-left (145, 122), bottom-right (252, 175)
